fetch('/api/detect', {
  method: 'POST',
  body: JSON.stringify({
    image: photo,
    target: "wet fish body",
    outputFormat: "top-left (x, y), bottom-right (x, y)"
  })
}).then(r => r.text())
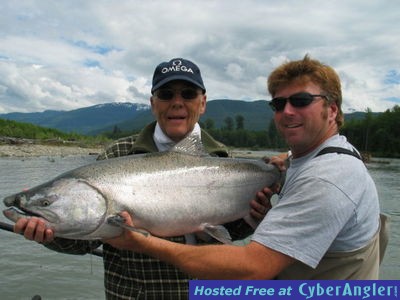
top-left (3, 151), bottom-right (280, 241)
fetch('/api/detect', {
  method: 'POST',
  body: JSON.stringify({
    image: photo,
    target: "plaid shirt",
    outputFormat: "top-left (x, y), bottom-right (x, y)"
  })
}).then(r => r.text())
top-left (45, 122), bottom-right (253, 299)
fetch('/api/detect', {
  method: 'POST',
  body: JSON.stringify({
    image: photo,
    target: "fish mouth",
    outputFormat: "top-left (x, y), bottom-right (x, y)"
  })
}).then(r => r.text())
top-left (3, 194), bottom-right (46, 222)
top-left (3, 194), bottom-right (46, 219)
top-left (4, 206), bottom-right (44, 219)
top-left (3, 207), bottom-right (32, 223)
top-left (3, 194), bottom-right (17, 207)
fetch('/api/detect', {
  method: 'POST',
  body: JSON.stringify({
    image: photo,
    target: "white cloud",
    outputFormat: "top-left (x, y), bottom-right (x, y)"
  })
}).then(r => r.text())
top-left (0, 0), bottom-right (399, 113)
top-left (225, 63), bottom-right (244, 80)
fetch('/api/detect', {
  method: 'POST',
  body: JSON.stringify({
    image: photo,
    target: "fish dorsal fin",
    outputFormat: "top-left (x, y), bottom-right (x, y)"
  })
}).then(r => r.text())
top-left (171, 133), bottom-right (207, 156)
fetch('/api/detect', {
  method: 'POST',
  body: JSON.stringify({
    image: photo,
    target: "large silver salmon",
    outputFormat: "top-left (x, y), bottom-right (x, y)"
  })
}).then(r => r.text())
top-left (3, 139), bottom-right (281, 242)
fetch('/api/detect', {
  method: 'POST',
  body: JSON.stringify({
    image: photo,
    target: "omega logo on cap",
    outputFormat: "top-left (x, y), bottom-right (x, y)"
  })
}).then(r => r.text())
top-left (162, 60), bottom-right (194, 74)
top-left (172, 60), bottom-right (182, 66)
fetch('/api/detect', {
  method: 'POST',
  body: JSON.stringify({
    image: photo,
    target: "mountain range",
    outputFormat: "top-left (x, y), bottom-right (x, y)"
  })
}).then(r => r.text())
top-left (0, 100), bottom-right (368, 135)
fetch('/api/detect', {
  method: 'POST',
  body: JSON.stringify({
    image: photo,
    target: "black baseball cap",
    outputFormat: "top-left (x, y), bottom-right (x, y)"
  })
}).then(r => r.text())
top-left (151, 58), bottom-right (206, 93)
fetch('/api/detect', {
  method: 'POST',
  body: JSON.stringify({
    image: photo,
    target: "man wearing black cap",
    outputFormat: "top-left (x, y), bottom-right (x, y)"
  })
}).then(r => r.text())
top-left (14, 58), bottom-right (267, 300)
top-left (96, 58), bottom-right (264, 298)
top-left (98, 58), bottom-right (228, 159)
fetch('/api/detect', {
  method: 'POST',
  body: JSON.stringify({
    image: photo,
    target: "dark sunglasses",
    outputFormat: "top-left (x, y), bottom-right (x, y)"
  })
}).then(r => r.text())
top-left (269, 92), bottom-right (329, 112)
top-left (154, 88), bottom-right (201, 101)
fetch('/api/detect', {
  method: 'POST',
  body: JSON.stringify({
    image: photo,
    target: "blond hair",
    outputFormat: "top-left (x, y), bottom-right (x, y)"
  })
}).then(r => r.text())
top-left (268, 55), bottom-right (344, 127)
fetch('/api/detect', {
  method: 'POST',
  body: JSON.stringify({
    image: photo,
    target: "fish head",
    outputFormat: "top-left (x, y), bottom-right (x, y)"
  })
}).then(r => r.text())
top-left (3, 177), bottom-right (108, 239)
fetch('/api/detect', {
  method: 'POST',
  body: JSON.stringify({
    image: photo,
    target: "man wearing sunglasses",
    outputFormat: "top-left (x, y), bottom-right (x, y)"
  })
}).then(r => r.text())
top-left (14, 58), bottom-right (268, 299)
top-left (105, 55), bottom-right (385, 280)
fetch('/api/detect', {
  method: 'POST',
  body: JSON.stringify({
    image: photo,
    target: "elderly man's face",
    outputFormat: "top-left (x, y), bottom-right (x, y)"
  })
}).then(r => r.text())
top-left (151, 80), bottom-right (206, 142)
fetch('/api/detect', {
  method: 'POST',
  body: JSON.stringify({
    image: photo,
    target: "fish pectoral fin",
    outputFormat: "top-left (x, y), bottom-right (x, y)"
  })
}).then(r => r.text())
top-left (202, 224), bottom-right (233, 244)
top-left (243, 214), bottom-right (258, 230)
top-left (106, 215), bottom-right (149, 237)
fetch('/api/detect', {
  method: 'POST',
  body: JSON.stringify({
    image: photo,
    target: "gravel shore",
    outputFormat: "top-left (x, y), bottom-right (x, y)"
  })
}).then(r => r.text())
top-left (0, 144), bottom-right (103, 157)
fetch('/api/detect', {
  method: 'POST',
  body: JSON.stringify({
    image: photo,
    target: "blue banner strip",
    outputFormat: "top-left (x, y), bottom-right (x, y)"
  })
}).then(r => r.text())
top-left (190, 280), bottom-right (399, 300)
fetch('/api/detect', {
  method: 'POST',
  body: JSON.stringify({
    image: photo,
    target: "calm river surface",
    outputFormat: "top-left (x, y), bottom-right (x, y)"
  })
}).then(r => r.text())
top-left (0, 154), bottom-right (398, 299)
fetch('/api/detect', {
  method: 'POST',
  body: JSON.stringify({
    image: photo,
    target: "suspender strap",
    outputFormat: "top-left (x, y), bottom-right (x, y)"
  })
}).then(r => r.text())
top-left (316, 146), bottom-right (362, 160)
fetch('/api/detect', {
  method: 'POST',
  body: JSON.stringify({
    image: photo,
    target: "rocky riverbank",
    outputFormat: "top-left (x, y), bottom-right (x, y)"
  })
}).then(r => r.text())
top-left (0, 137), bottom-right (104, 157)
top-left (0, 144), bottom-right (103, 157)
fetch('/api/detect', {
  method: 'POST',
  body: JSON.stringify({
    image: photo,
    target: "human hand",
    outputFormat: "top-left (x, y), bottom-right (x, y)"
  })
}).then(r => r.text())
top-left (103, 211), bottom-right (149, 252)
top-left (262, 152), bottom-right (288, 172)
top-left (250, 186), bottom-right (275, 221)
top-left (249, 153), bottom-right (287, 222)
top-left (14, 217), bottom-right (54, 244)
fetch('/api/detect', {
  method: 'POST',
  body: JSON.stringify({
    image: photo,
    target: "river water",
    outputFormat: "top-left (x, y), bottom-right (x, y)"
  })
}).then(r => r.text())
top-left (0, 154), bottom-right (399, 299)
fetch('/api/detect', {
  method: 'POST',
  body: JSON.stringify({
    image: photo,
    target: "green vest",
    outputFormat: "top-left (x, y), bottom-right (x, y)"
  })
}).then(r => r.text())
top-left (99, 121), bottom-right (229, 158)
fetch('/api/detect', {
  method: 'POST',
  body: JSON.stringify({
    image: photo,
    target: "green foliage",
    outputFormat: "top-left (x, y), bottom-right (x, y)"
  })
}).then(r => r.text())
top-left (0, 118), bottom-right (109, 146)
top-left (235, 115), bottom-right (244, 130)
top-left (3, 104), bottom-right (398, 157)
top-left (102, 128), bottom-right (138, 140)
top-left (341, 105), bottom-right (400, 158)
top-left (100, 125), bottom-right (135, 140)
top-left (1, 118), bottom-right (66, 139)
top-left (202, 118), bottom-right (215, 130)
top-left (223, 116), bottom-right (234, 131)
top-left (206, 106), bottom-right (400, 157)
top-left (205, 114), bottom-right (286, 150)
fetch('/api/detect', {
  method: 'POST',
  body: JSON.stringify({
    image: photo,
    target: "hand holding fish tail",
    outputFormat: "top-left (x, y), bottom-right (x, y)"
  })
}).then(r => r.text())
top-left (14, 217), bottom-right (54, 244)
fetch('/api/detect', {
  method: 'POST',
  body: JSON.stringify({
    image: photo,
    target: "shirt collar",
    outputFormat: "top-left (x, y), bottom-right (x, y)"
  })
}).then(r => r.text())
top-left (153, 122), bottom-right (201, 152)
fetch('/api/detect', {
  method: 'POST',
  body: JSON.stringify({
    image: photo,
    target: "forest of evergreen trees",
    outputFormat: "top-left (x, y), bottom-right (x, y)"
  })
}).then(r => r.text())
top-left (0, 119), bottom-right (108, 146)
top-left (340, 105), bottom-right (399, 158)
top-left (2, 105), bottom-right (399, 158)
top-left (200, 105), bottom-right (400, 158)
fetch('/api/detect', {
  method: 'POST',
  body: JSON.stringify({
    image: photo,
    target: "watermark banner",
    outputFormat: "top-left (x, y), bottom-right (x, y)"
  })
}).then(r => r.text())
top-left (190, 280), bottom-right (399, 300)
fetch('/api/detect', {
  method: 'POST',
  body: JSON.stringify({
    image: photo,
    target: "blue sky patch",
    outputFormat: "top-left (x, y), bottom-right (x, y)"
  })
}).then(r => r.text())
top-left (84, 59), bottom-right (101, 68)
top-left (72, 40), bottom-right (116, 55)
top-left (385, 97), bottom-right (400, 104)
top-left (384, 70), bottom-right (400, 85)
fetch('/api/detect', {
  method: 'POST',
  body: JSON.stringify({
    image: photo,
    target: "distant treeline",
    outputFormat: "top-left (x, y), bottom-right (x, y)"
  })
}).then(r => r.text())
top-left (100, 105), bottom-right (400, 158)
top-left (201, 105), bottom-right (400, 158)
top-left (0, 118), bottom-right (109, 146)
top-left (341, 105), bottom-right (399, 158)
top-left (2, 105), bottom-right (399, 158)
top-left (199, 115), bottom-right (285, 150)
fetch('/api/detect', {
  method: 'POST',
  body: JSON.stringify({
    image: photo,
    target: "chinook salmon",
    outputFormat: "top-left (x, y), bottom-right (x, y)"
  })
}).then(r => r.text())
top-left (3, 136), bottom-right (281, 243)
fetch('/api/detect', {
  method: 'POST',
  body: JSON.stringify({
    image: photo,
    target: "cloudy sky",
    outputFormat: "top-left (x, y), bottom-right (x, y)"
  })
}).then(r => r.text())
top-left (1, 0), bottom-right (399, 114)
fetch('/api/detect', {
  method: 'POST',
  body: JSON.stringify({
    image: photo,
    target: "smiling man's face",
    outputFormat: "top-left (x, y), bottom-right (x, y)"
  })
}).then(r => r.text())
top-left (273, 80), bottom-right (338, 158)
top-left (151, 80), bottom-right (206, 142)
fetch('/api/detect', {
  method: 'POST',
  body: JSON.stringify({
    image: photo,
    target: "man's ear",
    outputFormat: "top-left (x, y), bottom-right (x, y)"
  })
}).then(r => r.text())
top-left (200, 94), bottom-right (207, 115)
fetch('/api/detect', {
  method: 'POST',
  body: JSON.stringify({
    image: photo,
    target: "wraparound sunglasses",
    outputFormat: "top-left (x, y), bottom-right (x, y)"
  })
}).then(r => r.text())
top-left (269, 92), bottom-right (329, 112)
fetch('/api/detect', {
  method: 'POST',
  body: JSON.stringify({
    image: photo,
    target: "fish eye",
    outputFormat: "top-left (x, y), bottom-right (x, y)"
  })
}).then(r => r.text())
top-left (42, 199), bottom-right (51, 206)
